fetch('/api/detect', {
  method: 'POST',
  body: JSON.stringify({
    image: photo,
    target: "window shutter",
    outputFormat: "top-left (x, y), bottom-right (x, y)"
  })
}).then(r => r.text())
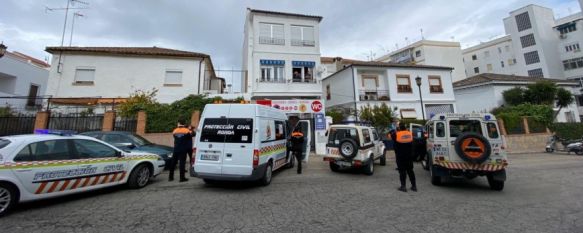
top-left (74, 68), bottom-right (95, 82)
top-left (429, 78), bottom-right (440, 86)
top-left (291, 26), bottom-right (301, 40)
top-left (165, 71), bottom-right (182, 84)
top-left (303, 26), bottom-right (314, 41)
top-left (259, 23), bottom-right (271, 37)
top-left (397, 77), bottom-right (409, 85)
top-left (364, 78), bottom-right (376, 90)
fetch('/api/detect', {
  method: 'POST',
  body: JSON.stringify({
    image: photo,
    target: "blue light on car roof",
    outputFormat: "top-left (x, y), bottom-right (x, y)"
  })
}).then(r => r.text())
top-left (430, 113), bottom-right (436, 119)
top-left (439, 115), bottom-right (445, 120)
top-left (485, 115), bottom-right (491, 121)
top-left (34, 129), bottom-right (77, 136)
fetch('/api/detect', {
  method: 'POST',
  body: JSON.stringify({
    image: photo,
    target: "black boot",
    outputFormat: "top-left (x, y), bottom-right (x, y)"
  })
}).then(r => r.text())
top-left (398, 186), bottom-right (407, 192)
top-left (411, 186), bottom-right (417, 192)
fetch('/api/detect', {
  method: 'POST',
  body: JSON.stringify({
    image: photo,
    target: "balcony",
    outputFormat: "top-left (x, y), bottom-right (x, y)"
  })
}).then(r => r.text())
top-left (359, 90), bottom-right (390, 101)
top-left (291, 39), bottom-right (315, 47)
top-left (429, 86), bottom-right (444, 93)
top-left (259, 37), bottom-right (285, 45)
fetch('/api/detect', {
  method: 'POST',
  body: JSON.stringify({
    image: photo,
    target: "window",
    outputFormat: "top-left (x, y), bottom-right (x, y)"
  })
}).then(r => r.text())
top-left (505, 45), bottom-right (510, 52)
top-left (578, 95), bottom-right (583, 107)
top-left (484, 51), bottom-right (490, 58)
top-left (372, 129), bottom-right (379, 141)
top-left (559, 24), bottom-right (577, 35)
top-left (528, 68), bottom-right (544, 78)
top-left (565, 43), bottom-right (581, 52)
top-left (326, 85), bottom-right (331, 100)
top-left (563, 57), bottom-right (583, 71)
top-left (501, 61), bottom-right (505, 68)
top-left (396, 75), bottom-right (412, 93)
top-left (428, 76), bottom-right (443, 93)
top-left (362, 75), bottom-right (378, 90)
top-left (73, 140), bottom-right (117, 158)
top-left (259, 23), bottom-right (284, 45)
top-left (487, 64), bottom-right (493, 72)
top-left (520, 34), bottom-right (536, 48)
top-left (427, 124), bottom-right (434, 139)
top-left (14, 140), bottom-right (72, 162)
top-left (200, 118), bottom-right (254, 144)
top-left (524, 51), bottom-right (540, 65)
top-left (498, 47), bottom-right (502, 54)
top-left (74, 67), bottom-right (95, 84)
top-left (449, 120), bottom-right (483, 137)
top-left (260, 66), bottom-right (284, 83)
top-left (472, 54), bottom-right (477, 60)
top-left (508, 58), bottom-right (517, 65)
top-left (26, 84), bottom-right (39, 107)
top-left (362, 129), bottom-right (372, 144)
top-left (415, 50), bottom-right (421, 57)
top-left (515, 12), bottom-right (532, 32)
top-left (292, 61), bottom-right (315, 83)
top-left (327, 128), bottom-right (359, 145)
top-left (164, 70), bottom-right (182, 86)
top-left (275, 121), bottom-right (286, 140)
top-left (436, 122), bottom-right (445, 137)
top-left (486, 123), bottom-right (499, 139)
top-left (474, 67), bottom-right (480, 74)
top-left (291, 25), bottom-right (315, 46)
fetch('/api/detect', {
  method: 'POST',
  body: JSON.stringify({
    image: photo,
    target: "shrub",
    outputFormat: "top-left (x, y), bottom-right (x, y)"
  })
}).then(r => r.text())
top-left (550, 123), bottom-right (583, 140)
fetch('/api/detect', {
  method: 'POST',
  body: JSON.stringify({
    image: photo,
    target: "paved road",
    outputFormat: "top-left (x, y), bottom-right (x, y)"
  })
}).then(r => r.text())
top-left (1, 152), bottom-right (583, 233)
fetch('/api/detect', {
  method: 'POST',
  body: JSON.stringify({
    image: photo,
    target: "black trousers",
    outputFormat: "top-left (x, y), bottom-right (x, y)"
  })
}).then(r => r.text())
top-left (398, 167), bottom-right (416, 188)
top-left (293, 150), bottom-right (304, 172)
top-left (169, 151), bottom-right (187, 180)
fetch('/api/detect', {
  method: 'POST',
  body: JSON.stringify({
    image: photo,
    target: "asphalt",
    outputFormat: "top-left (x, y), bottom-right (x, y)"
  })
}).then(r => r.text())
top-left (1, 151), bottom-right (582, 233)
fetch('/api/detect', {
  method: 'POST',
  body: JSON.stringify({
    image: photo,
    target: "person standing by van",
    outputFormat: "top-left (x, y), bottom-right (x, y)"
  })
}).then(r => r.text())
top-left (391, 123), bottom-right (417, 192)
top-left (290, 128), bottom-right (305, 174)
top-left (170, 120), bottom-right (194, 182)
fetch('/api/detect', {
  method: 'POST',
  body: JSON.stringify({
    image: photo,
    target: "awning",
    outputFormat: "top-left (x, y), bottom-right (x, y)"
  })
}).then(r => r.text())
top-left (292, 61), bottom-right (316, 67)
top-left (400, 109), bottom-right (418, 119)
top-left (260, 59), bottom-right (285, 65)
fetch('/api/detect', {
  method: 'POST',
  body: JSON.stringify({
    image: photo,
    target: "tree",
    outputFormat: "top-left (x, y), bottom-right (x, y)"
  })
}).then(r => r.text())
top-left (118, 88), bottom-right (159, 117)
top-left (360, 103), bottom-right (397, 130)
top-left (326, 109), bottom-right (344, 124)
top-left (554, 88), bottom-right (574, 120)
top-left (502, 87), bottom-right (525, 106)
top-left (523, 81), bottom-right (557, 105)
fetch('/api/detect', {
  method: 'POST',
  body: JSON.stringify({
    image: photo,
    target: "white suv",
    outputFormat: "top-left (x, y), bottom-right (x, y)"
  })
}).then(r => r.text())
top-left (323, 125), bottom-right (386, 175)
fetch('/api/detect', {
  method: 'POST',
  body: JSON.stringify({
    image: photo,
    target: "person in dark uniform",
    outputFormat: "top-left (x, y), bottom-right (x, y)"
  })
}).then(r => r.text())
top-left (184, 125), bottom-right (195, 177)
top-left (391, 123), bottom-right (417, 192)
top-left (169, 120), bottom-right (194, 182)
top-left (290, 128), bottom-right (305, 174)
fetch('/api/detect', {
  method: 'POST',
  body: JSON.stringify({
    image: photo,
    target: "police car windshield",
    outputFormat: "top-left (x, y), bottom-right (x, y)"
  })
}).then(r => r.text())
top-left (0, 138), bottom-right (10, 149)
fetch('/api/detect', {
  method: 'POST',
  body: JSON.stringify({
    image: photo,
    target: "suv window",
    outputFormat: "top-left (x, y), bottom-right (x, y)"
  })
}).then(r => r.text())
top-left (14, 139), bottom-right (73, 162)
top-left (411, 125), bottom-right (424, 139)
top-left (449, 120), bottom-right (483, 137)
top-left (372, 129), bottom-right (379, 141)
top-left (73, 139), bottom-right (117, 158)
top-left (200, 118), bottom-right (254, 144)
top-left (486, 123), bottom-right (499, 138)
top-left (436, 122), bottom-right (445, 137)
top-left (328, 128), bottom-right (359, 145)
top-left (427, 124), bottom-right (434, 139)
top-left (363, 129), bottom-right (372, 144)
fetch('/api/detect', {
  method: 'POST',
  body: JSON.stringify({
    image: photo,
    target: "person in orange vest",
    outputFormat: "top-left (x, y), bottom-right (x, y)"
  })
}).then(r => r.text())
top-left (290, 127), bottom-right (305, 174)
top-left (391, 123), bottom-right (417, 192)
top-left (169, 120), bottom-right (194, 182)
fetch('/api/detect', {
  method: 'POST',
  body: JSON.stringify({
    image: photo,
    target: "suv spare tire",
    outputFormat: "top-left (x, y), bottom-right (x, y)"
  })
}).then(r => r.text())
top-left (339, 138), bottom-right (358, 159)
top-left (454, 133), bottom-right (492, 164)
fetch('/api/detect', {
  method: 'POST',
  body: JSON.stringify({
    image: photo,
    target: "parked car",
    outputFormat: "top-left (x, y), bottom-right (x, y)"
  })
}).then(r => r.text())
top-left (80, 131), bottom-right (173, 167)
top-left (0, 130), bottom-right (165, 217)
top-left (323, 125), bottom-right (386, 175)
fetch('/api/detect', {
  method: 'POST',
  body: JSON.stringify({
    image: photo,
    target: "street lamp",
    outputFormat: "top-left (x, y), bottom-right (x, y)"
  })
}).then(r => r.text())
top-left (415, 76), bottom-right (425, 121)
top-left (0, 42), bottom-right (7, 58)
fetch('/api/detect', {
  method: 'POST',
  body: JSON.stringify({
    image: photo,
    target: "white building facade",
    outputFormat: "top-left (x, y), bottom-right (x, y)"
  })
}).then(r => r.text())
top-left (322, 61), bottom-right (457, 120)
top-left (462, 35), bottom-right (523, 77)
top-left (453, 73), bottom-right (580, 123)
top-left (242, 8), bottom-right (323, 101)
top-left (375, 40), bottom-right (467, 83)
top-left (0, 50), bottom-right (49, 113)
top-left (45, 47), bottom-right (220, 110)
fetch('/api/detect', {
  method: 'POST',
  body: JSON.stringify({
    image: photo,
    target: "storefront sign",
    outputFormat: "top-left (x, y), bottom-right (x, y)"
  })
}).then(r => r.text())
top-left (271, 100), bottom-right (324, 113)
top-left (315, 113), bottom-right (326, 130)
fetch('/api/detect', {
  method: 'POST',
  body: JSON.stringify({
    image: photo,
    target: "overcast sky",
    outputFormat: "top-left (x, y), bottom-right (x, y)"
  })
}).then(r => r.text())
top-left (1, 0), bottom-right (581, 89)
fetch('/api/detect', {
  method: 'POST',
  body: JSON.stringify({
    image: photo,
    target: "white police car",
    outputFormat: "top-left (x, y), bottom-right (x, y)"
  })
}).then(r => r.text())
top-left (0, 130), bottom-right (165, 216)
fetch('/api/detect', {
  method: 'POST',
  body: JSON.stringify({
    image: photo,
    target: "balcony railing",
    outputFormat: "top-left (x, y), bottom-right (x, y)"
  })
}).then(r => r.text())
top-left (291, 39), bottom-right (315, 47)
top-left (359, 90), bottom-right (390, 101)
top-left (259, 37), bottom-right (285, 45)
top-left (429, 86), bottom-right (444, 93)
top-left (258, 78), bottom-right (287, 83)
top-left (397, 85), bottom-right (412, 93)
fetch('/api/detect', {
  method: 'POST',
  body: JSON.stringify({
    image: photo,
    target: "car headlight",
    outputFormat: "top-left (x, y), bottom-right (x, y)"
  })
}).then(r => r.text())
top-left (167, 152), bottom-right (173, 158)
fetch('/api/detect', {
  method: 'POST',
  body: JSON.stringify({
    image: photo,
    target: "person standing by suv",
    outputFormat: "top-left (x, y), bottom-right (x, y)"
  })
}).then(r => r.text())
top-left (391, 124), bottom-right (417, 192)
top-left (170, 120), bottom-right (194, 182)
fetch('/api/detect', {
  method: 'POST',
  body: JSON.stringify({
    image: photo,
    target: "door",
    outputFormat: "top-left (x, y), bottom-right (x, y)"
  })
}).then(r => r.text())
top-left (73, 139), bottom-right (128, 188)
top-left (298, 120), bottom-right (311, 162)
top-left (371, 128), bottom-right (383, 157)
top-left (410, 123), bottom-right (425, 160)
top-left (361, 128), bottom-right (374, 159)
top-left (10, 139), bottom-right (80, 196)
top-left (221, 116), bottom-right (254, 176)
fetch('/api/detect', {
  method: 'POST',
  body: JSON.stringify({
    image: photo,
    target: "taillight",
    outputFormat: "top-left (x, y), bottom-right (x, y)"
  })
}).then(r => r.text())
top-left (253, 149), bottom-right (260, 168)
top-left (191, 147), bottom-right (197, 166)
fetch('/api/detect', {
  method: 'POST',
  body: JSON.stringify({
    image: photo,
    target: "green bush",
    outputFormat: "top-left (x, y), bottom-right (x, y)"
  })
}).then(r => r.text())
top-left (549, 123), bottom-right (583, 140)
top-left (326, 109), bottom-right (344, 124)
top-left (400, 119), bottom-right (427, 126)
top-left (493, 103), bottom-right (553, 129)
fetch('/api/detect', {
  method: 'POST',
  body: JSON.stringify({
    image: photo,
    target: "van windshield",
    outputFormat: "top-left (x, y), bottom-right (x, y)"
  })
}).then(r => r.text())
top-left (200, 118), bottom-right (254, 143)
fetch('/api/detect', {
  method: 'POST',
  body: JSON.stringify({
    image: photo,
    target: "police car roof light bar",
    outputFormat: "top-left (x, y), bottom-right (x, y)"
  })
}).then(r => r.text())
top-left (34, 129), bottom-right (77, 136)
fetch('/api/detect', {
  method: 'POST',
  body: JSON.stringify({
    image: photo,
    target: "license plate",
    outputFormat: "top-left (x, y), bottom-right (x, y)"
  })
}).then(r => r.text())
top-left (201, 154), bottom-right (219, 161)
top-left (336, 161), bottom-right (352, 167)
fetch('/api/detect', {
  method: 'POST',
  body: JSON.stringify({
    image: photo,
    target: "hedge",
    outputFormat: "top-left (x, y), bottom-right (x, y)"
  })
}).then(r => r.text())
top-left (549, 123), bottom-right (583, 140)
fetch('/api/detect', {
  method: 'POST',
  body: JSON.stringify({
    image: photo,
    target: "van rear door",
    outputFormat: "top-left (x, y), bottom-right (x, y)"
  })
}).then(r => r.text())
top-left (196, 106), bottom-right (231, 175)
top-left (221, 105), bottom-right (255, 176)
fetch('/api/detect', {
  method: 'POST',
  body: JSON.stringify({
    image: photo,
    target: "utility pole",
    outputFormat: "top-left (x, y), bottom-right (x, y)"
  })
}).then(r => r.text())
top-left (46, 0), bottom-right (89, 72)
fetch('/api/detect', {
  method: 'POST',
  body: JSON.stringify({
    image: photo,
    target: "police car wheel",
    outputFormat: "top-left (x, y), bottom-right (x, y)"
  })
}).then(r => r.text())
top-left (260, 163), bottom-right (273, 186)
top-left (0, 183), bottom-right (17, 217)
top-left (128, 164), bottom-right (151, 189)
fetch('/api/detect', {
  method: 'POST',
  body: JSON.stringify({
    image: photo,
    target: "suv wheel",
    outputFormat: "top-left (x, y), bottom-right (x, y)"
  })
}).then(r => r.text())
top-left (487, 175), bottom-right (504, 191)
top-left (363, 156), bottom-right (374, 176)
top-left (329, 162), bottom-right (340, 172)
top-left (339, 139), bottom-right (358, 159)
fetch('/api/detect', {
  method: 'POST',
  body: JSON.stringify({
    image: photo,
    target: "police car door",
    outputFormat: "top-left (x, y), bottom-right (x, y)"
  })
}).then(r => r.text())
top-left (72, 139), bottom-right (127, 188)
top-left (10, 139), bottom-right (81, 196)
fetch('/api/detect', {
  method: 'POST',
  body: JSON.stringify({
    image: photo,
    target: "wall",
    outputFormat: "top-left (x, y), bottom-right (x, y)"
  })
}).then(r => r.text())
top-left (462, 36), bottom-right (524, 77)
top-left (454, 85), bottom-right (497, 113)
top-left (46, 54), bottom-right (204, 104)
top-left (141, 133), bottom-right (174, 147)
top-left (421, 45), bottom-right (467, 82)
top-left (504, 133), bottom-right (551, 154)
top-left (557, 16), bottom-right (583, 79)
top-left (322, 67), bottom-right (355, 108)
top-left (0, 52), bottom-right (49, 112)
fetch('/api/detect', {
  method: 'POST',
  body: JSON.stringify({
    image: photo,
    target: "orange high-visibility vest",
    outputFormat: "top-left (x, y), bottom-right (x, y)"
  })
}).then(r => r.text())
top-left (292, 132), bottom-right (304, 137)
top-left (396, 130), bottom-right (413, 143)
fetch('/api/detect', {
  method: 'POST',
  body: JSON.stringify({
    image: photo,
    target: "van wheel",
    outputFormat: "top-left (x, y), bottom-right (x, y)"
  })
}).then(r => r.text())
top-left (379, 152), bottom-right (386, 166)
top-left (0, 183), bottom-right (17, 217)
top-left (128, 164), bottom-right (151, 189)
top-left (329, 162), bottom-right (340, 172)
top-left (259, 163), bottom-right (273, 186)
top-left (487, 175), bottom-right (504, 191)
top-left (430, 165), bottom-right (442, 186)
top-left (286, 152), bottom-right (295, 169)
top-left (363, 156), bottom-right (374, 176)
top-left (203, 179), bottom-right (217, 185)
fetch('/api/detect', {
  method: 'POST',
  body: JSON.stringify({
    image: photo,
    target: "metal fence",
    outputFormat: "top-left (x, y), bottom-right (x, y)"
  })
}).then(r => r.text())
top-left (114, 117), bottom-right (137, 132)
top-left (48, 113), bottom-right (104, 133)
top-left (0, 114), bottom-right (36, 136)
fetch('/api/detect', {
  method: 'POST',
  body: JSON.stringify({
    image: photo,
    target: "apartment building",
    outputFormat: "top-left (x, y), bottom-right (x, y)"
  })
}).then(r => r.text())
top-left (462, 35), bottom-right (522, 76)
top-left (375, 40), bottom-right (466, 82)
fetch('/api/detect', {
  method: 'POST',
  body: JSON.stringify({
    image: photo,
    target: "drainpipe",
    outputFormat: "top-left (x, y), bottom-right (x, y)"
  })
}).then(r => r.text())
top-left (351, 66), bottom-right (358, 121)
top-left (197, 58), bottom-right (204, 95)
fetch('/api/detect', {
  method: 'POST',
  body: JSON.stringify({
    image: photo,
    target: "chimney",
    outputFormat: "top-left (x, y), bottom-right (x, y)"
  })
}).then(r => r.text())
top-left (334, 57), bottom-right (344, 71)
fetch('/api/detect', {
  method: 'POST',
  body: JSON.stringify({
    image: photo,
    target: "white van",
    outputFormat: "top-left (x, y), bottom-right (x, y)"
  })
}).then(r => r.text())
top-left (191, 104), bottom-right (293, 186)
